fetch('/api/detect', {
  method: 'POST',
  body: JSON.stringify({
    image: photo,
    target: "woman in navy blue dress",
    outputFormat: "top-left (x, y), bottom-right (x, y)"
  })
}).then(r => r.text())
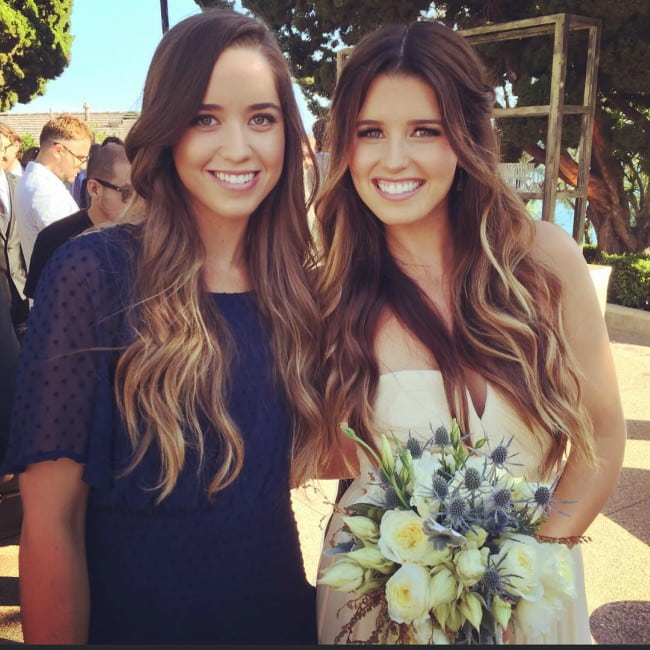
top-left (2, 9), bottom-right (323, 644)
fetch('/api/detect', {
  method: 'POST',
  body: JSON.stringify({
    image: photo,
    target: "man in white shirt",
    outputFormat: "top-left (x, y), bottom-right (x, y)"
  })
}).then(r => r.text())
top-left (14, 114), bottom-right (92, 267)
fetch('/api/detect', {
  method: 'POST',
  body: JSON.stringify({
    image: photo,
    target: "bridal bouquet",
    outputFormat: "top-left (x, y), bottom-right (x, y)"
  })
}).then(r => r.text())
top-left (319, 421), bottom-right (582, 644)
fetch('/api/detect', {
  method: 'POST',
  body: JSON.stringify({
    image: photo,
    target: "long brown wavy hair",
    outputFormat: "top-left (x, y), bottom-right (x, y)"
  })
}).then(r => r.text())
top-left (116, 9), bottom-right (322, 500)
top-left (316, 20), bottom-right (595, 478)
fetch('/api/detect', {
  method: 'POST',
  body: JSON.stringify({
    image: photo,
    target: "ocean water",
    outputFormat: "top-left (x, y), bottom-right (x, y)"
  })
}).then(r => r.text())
top-left (526, 199), bottom-right (594, 243)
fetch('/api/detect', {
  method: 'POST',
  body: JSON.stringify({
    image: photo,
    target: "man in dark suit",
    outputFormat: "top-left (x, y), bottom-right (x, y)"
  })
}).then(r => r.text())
top-left (0, 125), bottom-right (27, 521)
top-left (0, 125), bottom-right (29, 339)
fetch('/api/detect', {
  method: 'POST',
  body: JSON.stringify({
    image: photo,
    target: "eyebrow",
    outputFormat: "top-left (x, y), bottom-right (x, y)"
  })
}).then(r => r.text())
top-left (198, 102), bottom-right (282, 112)
top-left (356, 118), bottom-right (443, 126)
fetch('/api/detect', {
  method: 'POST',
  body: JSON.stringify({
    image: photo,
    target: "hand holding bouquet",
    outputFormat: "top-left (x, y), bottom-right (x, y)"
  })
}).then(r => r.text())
top-left (319, 421), bottom-right (583, 644)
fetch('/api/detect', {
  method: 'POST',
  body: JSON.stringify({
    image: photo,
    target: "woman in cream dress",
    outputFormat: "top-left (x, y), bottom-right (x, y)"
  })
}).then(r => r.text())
top-left (314, 20), bottom-right (626, 644)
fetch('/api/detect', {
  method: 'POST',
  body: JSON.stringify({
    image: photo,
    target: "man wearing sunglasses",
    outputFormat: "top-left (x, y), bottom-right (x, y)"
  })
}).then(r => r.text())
top-left (24, 141), bottom-right (132, 300)
top-left (14, 114), bottom-right (92, 268)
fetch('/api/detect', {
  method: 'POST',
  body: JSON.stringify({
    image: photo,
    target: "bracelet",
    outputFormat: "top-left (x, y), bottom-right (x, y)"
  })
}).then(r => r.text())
top-left (534, 533), bottom-right (592, 545)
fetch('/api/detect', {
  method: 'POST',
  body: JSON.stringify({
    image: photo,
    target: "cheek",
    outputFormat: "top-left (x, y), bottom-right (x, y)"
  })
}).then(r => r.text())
top-left (172, 131), bottom-right (204, 181)
top-left (264, 130), bottom-right (285, 183)
top-left (348, 145), bottom-right (366, 187)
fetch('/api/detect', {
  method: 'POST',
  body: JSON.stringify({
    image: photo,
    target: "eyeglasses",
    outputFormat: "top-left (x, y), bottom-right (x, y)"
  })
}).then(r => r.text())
top-left (54, 141), bottom-right (89, 165)
top-left (92, 178), bottom-right (133, 202)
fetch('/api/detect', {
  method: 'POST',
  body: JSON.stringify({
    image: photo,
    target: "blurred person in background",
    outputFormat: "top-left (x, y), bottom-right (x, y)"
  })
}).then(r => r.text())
top-left (14, 114), bottom-right (92, 267)
top-left (24, 140), bottom-right (132, 300)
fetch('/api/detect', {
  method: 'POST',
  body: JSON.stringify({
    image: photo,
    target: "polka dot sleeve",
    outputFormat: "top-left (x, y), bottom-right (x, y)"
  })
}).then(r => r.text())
top-left (2, 230), bottom-right (130, 487)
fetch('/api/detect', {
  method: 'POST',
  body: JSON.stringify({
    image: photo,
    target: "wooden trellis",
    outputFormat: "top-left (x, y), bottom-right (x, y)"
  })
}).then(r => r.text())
top-left (459, 14), bottom-right (601, 243)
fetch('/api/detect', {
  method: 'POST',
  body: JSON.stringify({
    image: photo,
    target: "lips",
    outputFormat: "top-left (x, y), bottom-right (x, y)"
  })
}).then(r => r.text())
top-left (375, 178), bottom-right (424, 196)
top-left (210, 170), bottom-right (258, 186)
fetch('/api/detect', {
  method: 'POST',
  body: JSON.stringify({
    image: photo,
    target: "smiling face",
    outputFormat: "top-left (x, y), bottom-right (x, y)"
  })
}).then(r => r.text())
top-left (349, 74), bottom-right (458, 232)
top-left (172, 46), bottom-right (285, 230)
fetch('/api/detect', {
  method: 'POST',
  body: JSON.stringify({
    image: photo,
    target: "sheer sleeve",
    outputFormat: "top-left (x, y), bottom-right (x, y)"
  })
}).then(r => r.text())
top-left (2, 230), bottom-right (130, 488)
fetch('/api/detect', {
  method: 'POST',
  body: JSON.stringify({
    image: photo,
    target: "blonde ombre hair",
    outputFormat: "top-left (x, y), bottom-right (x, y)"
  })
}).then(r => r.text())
top-left (316, 21), bottom-right (595, 478)
top-left (117, 9), bottom-right (322, 501)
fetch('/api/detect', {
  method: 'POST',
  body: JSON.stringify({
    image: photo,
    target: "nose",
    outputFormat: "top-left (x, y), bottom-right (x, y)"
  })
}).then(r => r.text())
top-left (219, 122), bottom-right (251, 162)
top-left (383, 135), bottom-right (409, 172)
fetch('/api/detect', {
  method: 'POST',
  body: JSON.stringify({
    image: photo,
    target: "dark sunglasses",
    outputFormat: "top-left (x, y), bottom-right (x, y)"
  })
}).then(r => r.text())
top-left (92, 178), bottom-right (133, 202)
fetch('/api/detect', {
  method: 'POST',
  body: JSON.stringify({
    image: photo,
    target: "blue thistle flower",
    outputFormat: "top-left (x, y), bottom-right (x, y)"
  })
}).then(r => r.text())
top-left (434, 426), bottom-right (451, 447)
top-left (464, 466), bottom-right (482, 491)
top-left (406, 436), bottom-right (423, 459)
top-left (480, 555), bottom-right (520, 601)
top-left (533, 485), bottom-right (552, 507)
top-left (432, 474), bottom-right (449, 499)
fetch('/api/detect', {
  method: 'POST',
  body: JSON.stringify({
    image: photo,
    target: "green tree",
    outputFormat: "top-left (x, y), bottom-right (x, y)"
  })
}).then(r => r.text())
top-left (195, 0), bottom-right (649, 253)
top-left (20, 132), bottom-right (36, 150)
top-left (0, 0), bottom-right (73, 111)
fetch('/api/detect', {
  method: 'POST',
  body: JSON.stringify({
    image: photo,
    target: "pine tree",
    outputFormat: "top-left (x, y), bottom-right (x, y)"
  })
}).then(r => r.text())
top-left (0, 0), bottom-right (73, 112)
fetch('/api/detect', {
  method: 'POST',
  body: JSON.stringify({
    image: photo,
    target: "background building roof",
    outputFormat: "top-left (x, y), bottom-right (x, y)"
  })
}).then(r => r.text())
top-left (0, 106), bottom-right (139, 144)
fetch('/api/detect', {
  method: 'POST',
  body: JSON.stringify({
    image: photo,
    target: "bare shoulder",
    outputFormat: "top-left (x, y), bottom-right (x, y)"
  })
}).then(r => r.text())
top-left (529, 220), bottom-right (595, 297)
top-left (531, 220), bottom-right (585, 270)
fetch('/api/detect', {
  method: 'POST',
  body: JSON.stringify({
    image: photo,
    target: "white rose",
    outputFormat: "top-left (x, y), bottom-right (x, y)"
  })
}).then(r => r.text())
top-left (539, 542), bottom-right (577, 600)
top-left (496, 535), bottom-right (543, 601)
top-left (410, 450), bottom-right (443, 489)
top-left (455, 543), bottom-right (489, 586)
top-left (385, 563), bottom-right (431, 624)
top-left (410, 451), bottom-right (444, 519)
top-left (378, 510), bottom-right (438, 564)
top-left (464, 526), bottom-right (488, 548)
top-left (318, 559), bottom-right (365, 591)
top-left (514, 592), bottom-right (563, 638)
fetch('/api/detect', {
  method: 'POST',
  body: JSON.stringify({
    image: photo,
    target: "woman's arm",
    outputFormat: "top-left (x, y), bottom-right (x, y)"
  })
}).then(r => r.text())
top-left (19, 458), bottom-right (90, 644)
top-left (532, 221), bottom-right (626, 538)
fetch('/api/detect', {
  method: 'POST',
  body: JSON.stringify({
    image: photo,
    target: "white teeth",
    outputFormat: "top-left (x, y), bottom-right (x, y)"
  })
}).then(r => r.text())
top-left (214, 172), bottom-right (255, 185)
top-left (377, 180), bottom-right (422, 195)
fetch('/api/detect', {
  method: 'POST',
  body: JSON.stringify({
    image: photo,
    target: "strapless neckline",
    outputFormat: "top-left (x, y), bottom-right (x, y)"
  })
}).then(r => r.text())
top-left (378, 368), bottom-right (491, 422)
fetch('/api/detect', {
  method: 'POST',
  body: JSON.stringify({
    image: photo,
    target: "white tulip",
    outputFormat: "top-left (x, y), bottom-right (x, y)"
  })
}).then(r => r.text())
top-left (347, 546), bottom-right (394, 574)
top-left (318, 559), bottom-right (365, 591)
top-left (342, 515), bottom-right (379, 542)
top-left (428, 567), bottom-right (458, 609)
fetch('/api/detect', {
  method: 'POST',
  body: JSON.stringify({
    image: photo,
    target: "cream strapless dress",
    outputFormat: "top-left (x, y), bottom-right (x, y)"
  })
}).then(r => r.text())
top-left (316, 370), bottom-right (592, 644)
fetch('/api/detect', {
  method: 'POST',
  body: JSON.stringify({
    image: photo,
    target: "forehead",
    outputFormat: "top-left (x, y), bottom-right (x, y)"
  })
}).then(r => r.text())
top-left (63, 137), bottom-right (91, 149)
top-left (0, 134), bottom-right (11, 147)
top-left (359, 74), bottom-right (442, 120)
top-left (202, 46), bottom-right (279, 106)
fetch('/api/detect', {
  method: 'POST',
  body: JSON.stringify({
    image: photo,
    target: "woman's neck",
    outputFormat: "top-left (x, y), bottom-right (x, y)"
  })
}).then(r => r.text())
top-left (385, 215), bottom-right (455, 293)
top-left (196, 216), bottom-right (252, 294)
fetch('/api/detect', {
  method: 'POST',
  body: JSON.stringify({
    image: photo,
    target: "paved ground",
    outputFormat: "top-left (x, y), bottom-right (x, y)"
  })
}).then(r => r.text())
top-left (0, 318), bottom-right (648, 644)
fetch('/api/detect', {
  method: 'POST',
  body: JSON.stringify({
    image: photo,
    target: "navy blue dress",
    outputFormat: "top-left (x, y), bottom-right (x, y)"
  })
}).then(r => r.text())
top-left (2, 225), bottom-right (316, 644)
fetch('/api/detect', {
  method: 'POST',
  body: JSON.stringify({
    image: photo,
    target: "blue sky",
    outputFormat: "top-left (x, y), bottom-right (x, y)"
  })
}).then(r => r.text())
top-left (9, 0), bottom-right (316, 132)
